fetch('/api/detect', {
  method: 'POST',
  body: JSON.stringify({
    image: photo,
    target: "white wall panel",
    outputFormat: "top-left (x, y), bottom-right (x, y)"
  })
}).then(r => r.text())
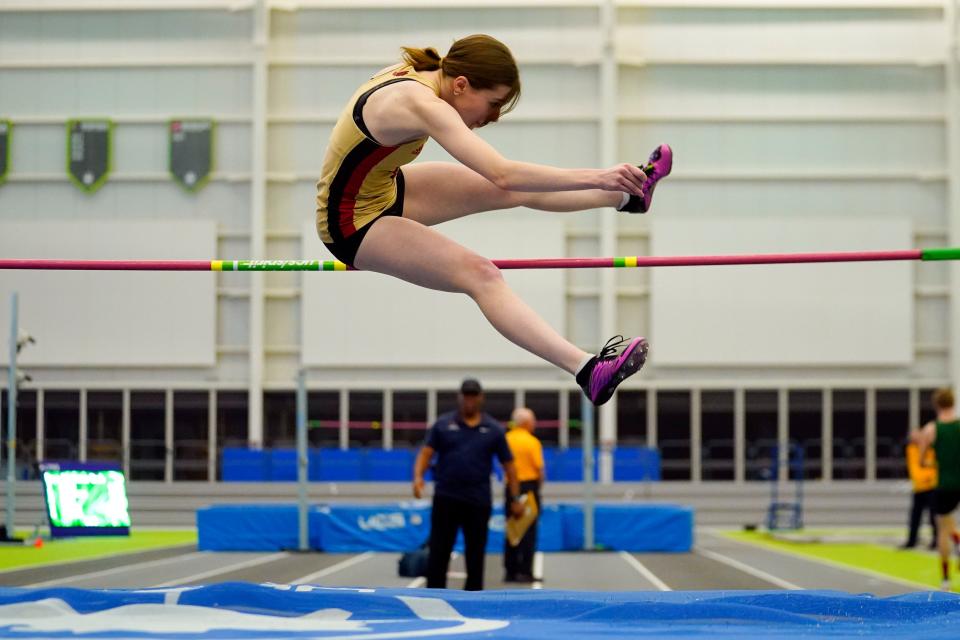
top-left (267, 123), bottom-right (331, 174)
top-left (619, 66), bottom-right (945, 119)
top-left (301, 214), bottom-right (566, 366)
top-left (650, 216), bottom-right (912, 365)
top-left (621, 122), bottom-right (945, 172)
top-left (509, 65), bottom-right (600, 117)
top-left (0, 220), bottom-right (217, 366)
top-left (617, 8), bottom-right (945, 62)
top-left (270, 7), bottom-right (600, 61)
top-left (475, 122), bottom-right (600, 167)
top-left (267, 183), bottom-right (319, 229)
top-left (0, 69), bottom-right (252, 116)
top-left (631, 180), bottom-right (946, 222)
top-left (268, 67), bottom-right (380, 115)
top-left (0, 11), bottom-right (253, 59)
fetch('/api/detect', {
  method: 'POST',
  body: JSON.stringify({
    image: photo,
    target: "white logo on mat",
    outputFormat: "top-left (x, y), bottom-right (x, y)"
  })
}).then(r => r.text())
top-left (0, 593), bottom-right (509, 638)
top-left (357, 512), bottom-right (406, 531)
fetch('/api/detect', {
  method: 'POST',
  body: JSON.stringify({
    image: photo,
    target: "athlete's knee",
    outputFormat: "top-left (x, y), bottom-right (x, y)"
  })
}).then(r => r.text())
top-left (460, 254), bottom-right (504, 295)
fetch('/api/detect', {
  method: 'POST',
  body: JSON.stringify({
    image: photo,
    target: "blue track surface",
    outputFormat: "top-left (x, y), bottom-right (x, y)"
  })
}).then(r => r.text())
top-left (2, 582), bottom-right (959, 639)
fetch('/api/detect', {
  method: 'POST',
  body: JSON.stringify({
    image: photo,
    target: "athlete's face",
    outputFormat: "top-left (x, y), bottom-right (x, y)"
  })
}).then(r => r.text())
top-left (451, 78), bottom-right (512, 129)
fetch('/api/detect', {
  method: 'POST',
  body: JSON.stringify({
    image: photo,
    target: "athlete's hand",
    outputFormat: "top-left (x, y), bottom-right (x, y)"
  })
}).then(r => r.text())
top-left (510, 501), bottom-right (526, 518)
top-left (596, 163), bottom-right (647, 196)
top-left (413, 477), bottom-right (425, 499)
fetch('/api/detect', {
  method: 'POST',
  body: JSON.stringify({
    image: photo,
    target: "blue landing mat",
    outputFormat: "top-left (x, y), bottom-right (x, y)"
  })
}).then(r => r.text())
top-left (1, 582), bottom-right (959, 639)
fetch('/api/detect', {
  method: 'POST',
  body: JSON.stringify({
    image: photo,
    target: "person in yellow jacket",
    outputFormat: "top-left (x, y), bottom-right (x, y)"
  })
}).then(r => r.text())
top-left (503, 407), bottom-right (544, 583)
top-left (900, 429), bottom-right (938, 549)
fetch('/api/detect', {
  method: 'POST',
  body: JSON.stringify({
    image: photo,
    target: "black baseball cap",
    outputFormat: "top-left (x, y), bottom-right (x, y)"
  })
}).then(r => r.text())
top-left (460, 378), bottom-right (483, 395)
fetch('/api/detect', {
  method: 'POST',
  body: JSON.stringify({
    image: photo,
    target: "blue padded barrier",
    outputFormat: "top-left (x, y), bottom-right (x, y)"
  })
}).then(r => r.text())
top-left (560, 504), bottom-right (693, 552)
top-left (221, 448), bottom-right (268, 481)
top-left (221, 446), bottom-right (660, 483)
top-left (534, 504), bottom-right (565, 552)
top-left (317, 502), bottom-right (431, 552)
top-left (314, 504), bottom-right (562, 553)
top-left (268, 449), bottom-right (298, 482)
top-left (312, 448), bottom-right (368, 482)
top-left (366, 449), bottom-right (415, 481)
top-left (543, 448), bottom-right (598, 481)
top-left (197, 505), bottom-right (300, 551)
top-left (197, 505), bottom-right (330, 552)
top-left (197, 502), bottom-right (688, 552)
top-left (613, 447), bottom-right (662, 481)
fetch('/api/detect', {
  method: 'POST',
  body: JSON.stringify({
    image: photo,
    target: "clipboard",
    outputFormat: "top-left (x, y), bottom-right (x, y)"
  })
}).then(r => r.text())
top-left (506, 491), bottom-right (538, 547)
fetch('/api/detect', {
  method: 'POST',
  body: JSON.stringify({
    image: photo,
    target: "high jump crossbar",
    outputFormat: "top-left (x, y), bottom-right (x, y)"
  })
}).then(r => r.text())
top-left (1, 247), bottom-right (959, 271)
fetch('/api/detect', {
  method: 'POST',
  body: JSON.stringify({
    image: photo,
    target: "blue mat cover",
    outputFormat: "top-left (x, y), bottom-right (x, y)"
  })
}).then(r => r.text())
top-left (1, 582), bottom-right (959, 639)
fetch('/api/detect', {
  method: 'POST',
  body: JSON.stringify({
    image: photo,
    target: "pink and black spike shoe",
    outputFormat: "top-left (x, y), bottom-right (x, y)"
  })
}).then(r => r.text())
top-left (576, 336), bottom-right (649, 407)
top-left (619, 144), bottom-right (673, 214)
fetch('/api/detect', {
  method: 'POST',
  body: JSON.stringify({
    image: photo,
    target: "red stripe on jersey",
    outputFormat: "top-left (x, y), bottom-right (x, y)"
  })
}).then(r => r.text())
top-left (337, 144), bottom-right (398, 236)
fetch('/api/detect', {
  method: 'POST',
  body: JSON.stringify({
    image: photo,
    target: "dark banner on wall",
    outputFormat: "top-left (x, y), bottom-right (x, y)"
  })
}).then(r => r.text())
top-left (67, 119), bottom-right (112, 193)
top-left (0, 120), bottom-right (10, 185)
top-left (169, 119), bottom-right (214, 192)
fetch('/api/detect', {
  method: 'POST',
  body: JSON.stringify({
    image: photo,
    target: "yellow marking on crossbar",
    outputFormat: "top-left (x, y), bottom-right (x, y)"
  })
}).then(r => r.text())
top-left (211, 260), bottom-right (223, 271)
top-left (624, 256), bottom-right (638, 268)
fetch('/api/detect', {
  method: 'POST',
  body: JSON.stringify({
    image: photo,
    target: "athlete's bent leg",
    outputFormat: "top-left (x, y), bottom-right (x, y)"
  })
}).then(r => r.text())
top-left (355, 216), bottom-right (589, 373)
top-left (356, 216), bottom-right (649, 405)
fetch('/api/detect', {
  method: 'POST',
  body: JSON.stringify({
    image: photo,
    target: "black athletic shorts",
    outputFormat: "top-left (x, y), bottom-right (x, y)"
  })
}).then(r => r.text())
top-left (934, 489), bottom-right (960, 515)
top-left (322, 169), bottom-right (405, 268)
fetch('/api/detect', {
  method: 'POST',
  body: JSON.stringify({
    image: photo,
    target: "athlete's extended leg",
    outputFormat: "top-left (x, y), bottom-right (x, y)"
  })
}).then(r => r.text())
top-left (355, 216), bottom-right (649, 405)
top-left (401, 162), bottom-right (623, 226)
top-left (355, 215), bottom-right (589, 373)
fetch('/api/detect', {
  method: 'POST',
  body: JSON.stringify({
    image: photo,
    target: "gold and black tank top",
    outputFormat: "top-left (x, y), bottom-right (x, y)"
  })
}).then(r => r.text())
top-left (316, 65), bottom-right (436, 244)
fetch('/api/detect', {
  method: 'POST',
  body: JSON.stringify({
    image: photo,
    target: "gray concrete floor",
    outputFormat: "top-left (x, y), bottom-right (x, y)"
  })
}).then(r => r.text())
top-left (0, 529), bottom-right (927, 595)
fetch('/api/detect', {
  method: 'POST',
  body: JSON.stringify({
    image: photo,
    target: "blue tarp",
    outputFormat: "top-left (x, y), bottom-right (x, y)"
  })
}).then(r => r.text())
top-left (197, 503), bottom-right (688, 553)
top-left (2, 582), bottom-right (959, 639)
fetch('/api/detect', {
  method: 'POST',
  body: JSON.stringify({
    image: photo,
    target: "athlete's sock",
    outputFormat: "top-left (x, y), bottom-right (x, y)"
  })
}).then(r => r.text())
top-left (943, 559), bottom-right (950, 582)
top-left (575, 354), bottom-right (594, 379)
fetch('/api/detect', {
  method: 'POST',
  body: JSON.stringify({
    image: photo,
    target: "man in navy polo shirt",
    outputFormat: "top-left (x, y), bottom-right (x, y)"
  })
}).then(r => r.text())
top-left (413, 378), bottom-right (523, 590)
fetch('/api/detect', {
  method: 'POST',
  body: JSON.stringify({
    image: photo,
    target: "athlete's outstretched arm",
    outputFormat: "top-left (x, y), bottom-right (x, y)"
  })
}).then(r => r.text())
top-left (409, 93), bottom-right (647, 195)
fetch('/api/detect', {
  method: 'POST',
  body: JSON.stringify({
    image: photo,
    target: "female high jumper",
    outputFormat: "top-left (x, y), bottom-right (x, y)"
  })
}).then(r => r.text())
top-left (316, 34), bottom-right (672, 406)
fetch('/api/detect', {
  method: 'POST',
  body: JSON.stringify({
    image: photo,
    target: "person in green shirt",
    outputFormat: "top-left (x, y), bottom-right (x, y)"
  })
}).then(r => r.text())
top-left (917, 387), bottom-right (960, 590)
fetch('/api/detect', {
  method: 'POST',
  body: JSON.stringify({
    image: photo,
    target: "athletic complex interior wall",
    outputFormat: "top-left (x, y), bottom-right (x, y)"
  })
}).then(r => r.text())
top-left (0, 1), bottom-right (958, 476)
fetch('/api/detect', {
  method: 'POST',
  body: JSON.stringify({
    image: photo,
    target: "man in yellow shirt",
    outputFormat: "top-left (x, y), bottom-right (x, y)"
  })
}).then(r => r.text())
top-left (901, 428), bottom-right (938, 549)
top-left (503, 407), bottom-right (545, 583)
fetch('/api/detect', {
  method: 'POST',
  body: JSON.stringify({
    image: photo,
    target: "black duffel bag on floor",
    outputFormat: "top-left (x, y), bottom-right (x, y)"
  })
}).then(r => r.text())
top-left (398, 543), bottom-right (429, 578)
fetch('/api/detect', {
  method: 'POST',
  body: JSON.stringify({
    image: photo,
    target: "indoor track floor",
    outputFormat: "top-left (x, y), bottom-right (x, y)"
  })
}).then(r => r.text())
top-left (0, 529), bottom-right (923, 595)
